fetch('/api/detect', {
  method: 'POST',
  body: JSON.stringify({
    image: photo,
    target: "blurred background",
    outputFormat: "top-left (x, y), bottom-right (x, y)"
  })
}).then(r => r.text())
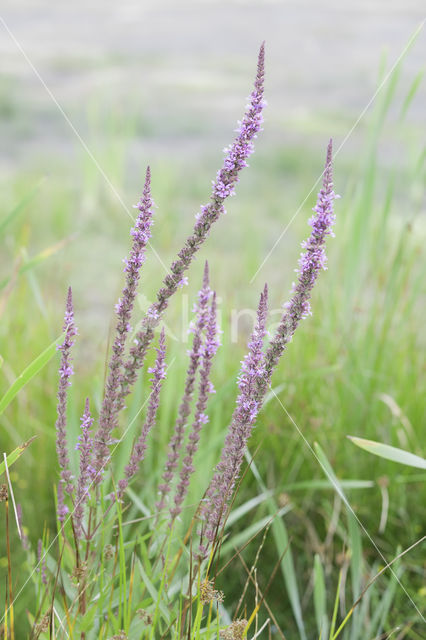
top-left (0, 1), bottom-right (425, 637)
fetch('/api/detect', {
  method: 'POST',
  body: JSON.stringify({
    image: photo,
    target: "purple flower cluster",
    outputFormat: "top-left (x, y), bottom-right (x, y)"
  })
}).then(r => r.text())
top-left (117, 328), bottom-right (167, 499)
top-left (170, 291), bottom-right (220, 521)
top-left (93, 167), bottom-right (154, 481)
top-left (55, 286), bottom-right (78, 496)
top-left (156, 262), bottom-right (212, 513)
top-left (73, 399), bottom-right (95, 539)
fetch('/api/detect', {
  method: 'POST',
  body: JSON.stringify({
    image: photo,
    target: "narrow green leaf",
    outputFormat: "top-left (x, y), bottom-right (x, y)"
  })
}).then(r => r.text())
top-left (329, 569), bottom-right (342, 640)
top-left (314, 554), bottom-right (328, 640)
top-left (399, 69), bottom-right (424, 122)
top-left (348, 436), bottom-right (426, 469)
top-left (0, 437), bottom-right (37, 477)
top-left (0, 335), bottom-right (62, 416)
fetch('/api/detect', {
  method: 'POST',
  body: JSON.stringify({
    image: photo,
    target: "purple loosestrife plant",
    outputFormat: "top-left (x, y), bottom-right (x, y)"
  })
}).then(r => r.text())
top-left (201, 142), bottom-right (337, 548)
top-left (116, 43), bottom-right (265, 409)
top-left (42, 44), bottom-right (341, 637)
top-left (170, 292), bottom-right (220, 521)
top-left (93, 167), bottom-right (154, 482)
top-left (55, 286), bottom-right (77, 496)
top-left (156, 262), bottom-right (212, 513)
top-left (117, 328), bottom-right (167, 499)
top-left (73, 398), bottom-right (95, 540)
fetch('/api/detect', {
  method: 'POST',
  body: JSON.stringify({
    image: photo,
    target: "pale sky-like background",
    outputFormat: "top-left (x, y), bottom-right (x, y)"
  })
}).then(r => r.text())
top-left (1, 1), bottom-right (424, 173)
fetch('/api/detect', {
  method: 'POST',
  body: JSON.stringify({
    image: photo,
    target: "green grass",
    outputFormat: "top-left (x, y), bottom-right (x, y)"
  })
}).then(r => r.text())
top-left (0, 50), bottom-right (425, 638)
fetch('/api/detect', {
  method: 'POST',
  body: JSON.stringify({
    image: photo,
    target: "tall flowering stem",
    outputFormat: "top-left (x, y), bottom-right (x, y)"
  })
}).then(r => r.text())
top-left (258, 139), bottom-right (337, 396)
top-left (156, 262), bottom-right (211, 513)
top-left (200, 285), bottom-right (268, 547)
top-left (73, 398), bottom-right (95, 540)
top-left (170, 292), bottom-right (219, 521)
top-left (117, 43), bottom-right (266, 408)
top-left (201, 140), bottom-right (337, 548)
top-left (94, 167), bottom-right (154, 481)
top-left (117, 328), bottom-right (167, 499)
top-left (55, 286), bottom-right (77, 496)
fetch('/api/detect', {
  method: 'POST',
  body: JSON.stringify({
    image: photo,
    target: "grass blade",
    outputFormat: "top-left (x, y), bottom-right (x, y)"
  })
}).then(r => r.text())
top-left (314, 554), bottom-right (328, 640)
top-left (0, 437), bottom-right (37, 477)
top-left (347, 436), bottom-right (426, 469)
top-left (0, 335), bottom-right (62, 416)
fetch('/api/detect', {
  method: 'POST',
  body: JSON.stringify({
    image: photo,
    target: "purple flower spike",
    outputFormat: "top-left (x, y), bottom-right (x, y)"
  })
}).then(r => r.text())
top-left (57, 481), bottom-right (69, 524)
top-left (259, 139), bottom-right (337, 394)
top-left (55, 286), bottom-right (77, 496)
top-left (37, 539), bottom-right (48, 585)
top-left (94, 167), bottom-right (154, 482)
top-left (170, 291), bottom-right (220, 521)
top-left (117, 44), bottom-right (266, 413)
top-left (73, 398), bottom-right (95, 540)
top-left (117, 328), bottom-right (167, 499)
top-left (201, 285), bottom-right (268, 543)
top-left (156, 262), bottom-right (211, 513)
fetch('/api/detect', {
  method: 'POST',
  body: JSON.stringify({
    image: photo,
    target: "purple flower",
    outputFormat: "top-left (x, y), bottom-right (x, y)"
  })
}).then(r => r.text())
top-left (156, 262), bottom-right (211, 513)
top-left (116, 44), bottom-right (265, 415)
top-left (55, 287), bottom-right (77, 496)
top-left (93, 167), bottom-right (154, 482)
top-left (170, 291), bottom-right (220, 521)
top-left (117, 328), bottom-right (167, 499)
top-left (73, 398), bottom-right (95, 539)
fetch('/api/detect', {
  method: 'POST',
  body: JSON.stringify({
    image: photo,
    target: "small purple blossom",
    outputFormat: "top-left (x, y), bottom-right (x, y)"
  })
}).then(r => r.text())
top-left (177, 276), bottom-right (189, 289)
top-left (93, 167), bottom-right (154, 482)
top-left (73, 398), bottom-right (95, 539)
top-left (55, 287), bottom-right (77, 496)
top-left (117, 328), bottom-right (167, 499)
top-left (170, 292), bottom-right (220, 521)
top-left (156, 263), bottom-right (211, 513)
